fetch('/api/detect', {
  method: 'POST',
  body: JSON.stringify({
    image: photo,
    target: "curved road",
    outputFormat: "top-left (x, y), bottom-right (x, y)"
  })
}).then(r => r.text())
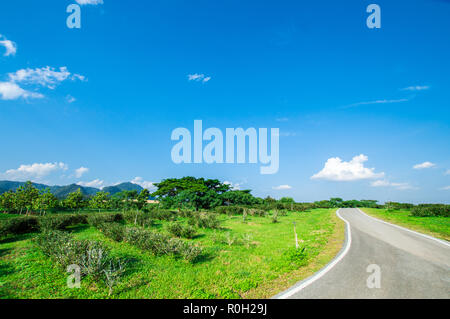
top-left (275, 208), bottom-right (450, 299)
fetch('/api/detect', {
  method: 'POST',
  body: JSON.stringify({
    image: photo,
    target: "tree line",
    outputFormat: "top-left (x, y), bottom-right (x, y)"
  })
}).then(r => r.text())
top-left (1, 177), bottom-right (444, 215)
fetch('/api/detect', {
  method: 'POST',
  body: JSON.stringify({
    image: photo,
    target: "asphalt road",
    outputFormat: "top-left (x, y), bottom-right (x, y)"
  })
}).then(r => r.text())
top-left (275, 208), bottom-right (450, 299)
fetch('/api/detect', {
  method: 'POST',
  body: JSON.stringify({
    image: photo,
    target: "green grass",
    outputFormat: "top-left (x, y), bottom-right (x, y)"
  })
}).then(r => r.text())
top-left (0, 208), bottom-right (340, 299)
top-left (361, 208), bottom-right (450, 241)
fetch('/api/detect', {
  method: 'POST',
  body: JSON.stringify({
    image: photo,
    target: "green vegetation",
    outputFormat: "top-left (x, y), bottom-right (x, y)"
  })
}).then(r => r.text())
top-left (0, 207), bottom-right (340, 299)
top-left (362, 208), bottom-right (450, 241)
top-left (1, 176), bottom-right (448, 299)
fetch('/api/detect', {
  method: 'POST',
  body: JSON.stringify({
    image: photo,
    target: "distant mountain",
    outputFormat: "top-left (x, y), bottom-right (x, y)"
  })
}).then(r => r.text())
top-left (49, 184), bottom-right (99, 198)
top-left (0, 180), bottom-right (145, 199)
top-left (103, 182), bottom-right (143, 196)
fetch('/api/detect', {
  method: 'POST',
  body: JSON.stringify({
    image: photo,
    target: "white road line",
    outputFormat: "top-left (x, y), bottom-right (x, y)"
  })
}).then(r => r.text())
top-left (356, 208), bottom-right (450, 248)
top-left (276, 209), bottom-right (352, 299)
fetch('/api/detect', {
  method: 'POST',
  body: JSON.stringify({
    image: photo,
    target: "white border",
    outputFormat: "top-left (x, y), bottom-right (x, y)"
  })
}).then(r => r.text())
top-left (275, 209), bottom-right (352, 299)
top-left (356, 208), bottom-right (450, 248)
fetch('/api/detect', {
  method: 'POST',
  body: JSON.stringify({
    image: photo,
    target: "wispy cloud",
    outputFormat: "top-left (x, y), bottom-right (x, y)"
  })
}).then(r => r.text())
top-left (187, 73), bottom-right (211, 83)
top-left (74, 167), bottom-right (89, 178)
top-left (344, 98), bottom-right (410, 109)
top-left (8, 66), bottom-right (85, 89)
top-left (272, 184), bottom-right (292, 190)
top-left (131, 176), bottom-right (156, 190)
top-left (370, 179), bottom-right (416, 190)
top-left (1, 66), bottom-right (85, 101)
top-left (77, 179), bottom-right (104, 188)
top-left (0, 34), bottom-right (17, 56)
top-left (401, 85), bottom-right (430, 91)
top-left (0, 162), bottom-right (68, 181)
top-left (413, 161), bottom-right (436, 169)
top-left (439, 186), bottom-right (450, 190)
top-left (444, 169), bottom-right (450, 176)
top-left (0, 81), bottom-right (43, 100)
top-left (311, 154), bottom-right (384, 182)
top-left (66, 95), bottom-right (76, 103)
top-left (75, 0), bottom-right (104, 5)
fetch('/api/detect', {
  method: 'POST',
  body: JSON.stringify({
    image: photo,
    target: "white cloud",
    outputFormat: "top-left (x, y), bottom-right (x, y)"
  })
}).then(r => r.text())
top-left (77, 179), bottom-right (104, 188)
top-left (0, 35), bottom-right (17, 56)
top-left (66, 95), bottom-right (76, 103)
top-left (276, 117), bottom-right (289, 122)
top-left (439, 186), bottom-right (450, 191)
top-left (74, 167), bottom-right (89, 178)
top-left (401, 85), bottom-right (430, 91)
top-left (311, 154), bottom-right (384, 182)
top-left (8, 66), bottom-right (85, 89)
top-left (272, 184), bottom-right (292, 190)
top-left (76, 0), bottom-right (104, 5)
top-left (0, 162), bottom-right (68, 181)
top-left (370, 180), bottom-right (416, 190)
top-left (0, 81), bottom-right (44, 100)
top-left (187, 73), bottom-right (211, 83)
top-left (131, 177), bottom-right (156, 190)
top-left (413, 161), bottom-right (436, 169)
top-left (346, 98), bottom-right (409, 108)
top-left (224, 181), bottom-right (242, 190)
top-left (445, 169), bottom-right (450, 176)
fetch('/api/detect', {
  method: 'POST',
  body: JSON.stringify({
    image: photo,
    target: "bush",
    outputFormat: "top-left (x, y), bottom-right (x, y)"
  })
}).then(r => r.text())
top-left (215, 206), bottom-right (245, 216)
top-left (123, 227), bottom-right (201, 262)
top-left (188, 212), bottom-right (220, 229)
top-left (35, 230), bottom-right (88, 267)
top-left (166, 222), bottom-right (196, 239)
top-left (97, 222), bottom-right (126, 242)
top-left (122, 210), bottom-right (154, 227)
top-left (283, 246), bottom-right (308, 266)
top-left (87, 213), bottom-right (123, 227)
top-left (0, 216), bottom-right (39, 238)
top-left (411, 204), bottom-right (450, 217)
top-left (38, 214), bottom-right (88, 231)
top-left (148, 209), bottom-right (178, 221)
top-left (35, 230), bottom-right (126, 292)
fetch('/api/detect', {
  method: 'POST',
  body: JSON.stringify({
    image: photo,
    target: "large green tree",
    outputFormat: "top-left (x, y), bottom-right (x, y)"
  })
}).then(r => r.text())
top-left (152, 177), bottom-right (231, 210)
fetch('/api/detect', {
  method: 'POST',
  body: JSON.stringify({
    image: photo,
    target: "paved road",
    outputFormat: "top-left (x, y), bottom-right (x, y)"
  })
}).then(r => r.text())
top-left (275, 208), bottom-right (450, 299)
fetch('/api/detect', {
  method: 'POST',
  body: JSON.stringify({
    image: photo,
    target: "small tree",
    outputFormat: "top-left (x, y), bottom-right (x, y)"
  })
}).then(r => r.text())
top-left (33, 189), bottom-right (58, 215)
top-left (14, 181), bottom-right (39, 215)
top-left (0, 191), bottom-right (15, 213)
top-left (89, 191), bottom-right (111, 211)
top-left (64, 188), bottom-right (85, 211)
top-left (136, 189), bottom-right (150, 210)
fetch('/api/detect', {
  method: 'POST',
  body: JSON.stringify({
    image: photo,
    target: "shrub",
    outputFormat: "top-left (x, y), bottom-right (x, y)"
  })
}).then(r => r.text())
top-left (97, 222), bottom-right (126, 242)
top-left (38, 214), bottom-right (88, 231)
top-left (215, 206), bottom-right (245, 216)
top-left (0, 216), bottom-right (39, 238)
top-left (148, 209), bottom-right (177, 221)
top-left (35, 230), bottom-right (88, 267)
top-left (80, 241), bottom-right (112, 280)
top-left (166, 222), bottom-right (197, 239)
top-left (271, 211), bottom-right (279, 223)
top-left (411, 204), bottom-right (450, 217)
top-left (283, 246), bottom-right (308, 266)
top-left (123, 227), bottom-right (201, 262)
top-left (35, 230), bottom-right (126, 291)
top-left (188, 212), bottom-right (220, 229)
top-left (87, 213), bottom-right (123, 227)
top-left (122, 210), bottom-right (154, 227)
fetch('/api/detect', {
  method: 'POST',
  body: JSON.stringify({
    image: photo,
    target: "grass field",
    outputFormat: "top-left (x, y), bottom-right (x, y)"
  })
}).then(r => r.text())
top-left (0, 208), bottom-right (343, 299)
top-left (361, 208), bottom-right (450, 241)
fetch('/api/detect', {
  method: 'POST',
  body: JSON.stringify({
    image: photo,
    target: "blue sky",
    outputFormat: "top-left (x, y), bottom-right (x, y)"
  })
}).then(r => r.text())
top-left (0, 0), bottom-right (449, 203)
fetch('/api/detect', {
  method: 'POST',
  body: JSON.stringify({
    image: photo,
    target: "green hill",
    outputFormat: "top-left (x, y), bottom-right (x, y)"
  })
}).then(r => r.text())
top-left (0, 180), bottom-right (145, 199)
top-left (103, 182), bottom-right (143, 195)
